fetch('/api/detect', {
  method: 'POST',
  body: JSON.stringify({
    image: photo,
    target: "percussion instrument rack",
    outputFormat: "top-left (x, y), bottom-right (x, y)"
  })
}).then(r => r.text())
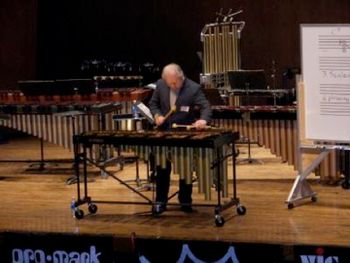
top-left (71, 129), bottom-right (246, 227)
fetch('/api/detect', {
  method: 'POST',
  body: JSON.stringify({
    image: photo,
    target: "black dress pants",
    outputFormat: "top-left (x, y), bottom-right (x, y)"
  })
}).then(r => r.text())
top-left (155, 160), bottom-right (192, 206)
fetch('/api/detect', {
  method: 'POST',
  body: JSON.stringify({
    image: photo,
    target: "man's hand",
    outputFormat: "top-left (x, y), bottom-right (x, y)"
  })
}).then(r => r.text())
top-left (193, 119), bottom-right (207, 130)
top-left (155, 115), bottom-right (165, 126)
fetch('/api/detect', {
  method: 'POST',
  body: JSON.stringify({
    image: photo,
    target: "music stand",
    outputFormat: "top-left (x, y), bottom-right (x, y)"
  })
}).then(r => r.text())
top-left (202, 88), bottom-right (227, 105)
top-left (228, 69), bottom-right (267, 104)
top-left (228, 69), bottom-right (267, 90)
top-left (112, 110), bottom-right (154, 191)
top-left (228, 70), bottom-right (265, 165)
top-left (129, 101), bottom-right (158, 191)
top-left (134, 101), bottom-right (155, 125)
top-left (52, 110), bottom-right (87, 185)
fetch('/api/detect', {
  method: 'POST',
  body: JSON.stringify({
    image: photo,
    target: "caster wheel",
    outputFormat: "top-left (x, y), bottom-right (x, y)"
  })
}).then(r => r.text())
top-left (88, 203), bottom-right (98, 214)
top-left (287, 203), bottom-right (294, 209)
top-left (215, 215), bottom-right (225, 227)
top-left (311, 196), bottom-right (317, 202)
top-left (237, 205), bottom-right (247, 215)
top-left (342, 180), bottom-right (350, 189)
top-left (74, 209), bottom-right (84, 219)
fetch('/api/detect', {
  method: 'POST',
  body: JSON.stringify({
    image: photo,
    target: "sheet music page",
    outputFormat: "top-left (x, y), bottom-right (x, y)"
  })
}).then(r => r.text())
top-left (302, 24), bottom-right (350, 142)
top-left (135, 102), bottom-right (154, 124)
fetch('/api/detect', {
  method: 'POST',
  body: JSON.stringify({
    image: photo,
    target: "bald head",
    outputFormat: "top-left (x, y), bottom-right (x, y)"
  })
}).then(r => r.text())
top-left (162, 63), bottom-right (185, 92)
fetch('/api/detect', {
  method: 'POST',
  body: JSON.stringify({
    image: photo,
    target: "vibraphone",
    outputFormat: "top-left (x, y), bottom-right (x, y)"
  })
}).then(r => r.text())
top-left (72, 129), bottom-right (246, 227)
top-left (211, 105), bottom-right (340, 184)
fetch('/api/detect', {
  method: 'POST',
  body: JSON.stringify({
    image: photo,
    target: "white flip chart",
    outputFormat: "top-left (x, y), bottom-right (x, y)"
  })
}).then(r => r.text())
top-left (302, 24), bottom-right (350, 142)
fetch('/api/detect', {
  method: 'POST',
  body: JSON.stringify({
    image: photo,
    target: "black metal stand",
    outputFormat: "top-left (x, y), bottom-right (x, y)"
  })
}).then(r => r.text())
top-left (27, 117), bottom-right (63, 171)
top-left (65, 111), bottom-right (115, 185)
top-left (236, 112), bottom-right (263, 165)
top-left (64, 114), bottom-right (77, 184)
top-left (112, 114), bottom-right (152, 190)
top-left (212, 143), bottom-right (246, 226)
top-left (28, 137), bottom-right (47, 171)
top-left (134, 157), bottom-right (155, 191)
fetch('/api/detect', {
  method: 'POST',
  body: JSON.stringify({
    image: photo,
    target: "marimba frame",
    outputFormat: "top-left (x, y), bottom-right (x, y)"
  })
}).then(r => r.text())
top-left (71, 130), bottom-right (246, 227)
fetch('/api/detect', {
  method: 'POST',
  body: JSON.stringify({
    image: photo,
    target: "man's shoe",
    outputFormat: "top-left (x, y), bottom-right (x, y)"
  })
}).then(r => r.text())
top-left (180, 205), bottom-right (193, 213)
top-left (152, 203), bottom-right (167, 215)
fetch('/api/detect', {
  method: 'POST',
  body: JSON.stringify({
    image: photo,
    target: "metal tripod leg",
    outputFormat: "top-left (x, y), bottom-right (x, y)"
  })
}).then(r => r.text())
top-left (237, 112), bottom-right (263, 165)
top-left (133, 157), bottom-right (155, 191)
top-left (28, 136), bottom-right (58, 171)
top-left (286, 149), bottom-right (330, 208)
top-left (236, 137), bottom-right (263, 165)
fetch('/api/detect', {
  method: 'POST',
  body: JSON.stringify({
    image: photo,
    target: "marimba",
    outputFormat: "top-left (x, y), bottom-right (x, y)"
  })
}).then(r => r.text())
top-left (72, 129), bottom-right (246, 227)
top-left (0, 101), bottom-right (121, 151)
top-left (0, 88), bottom-right (152, 151)
top-left (211, 105), bottom-right (340, 184)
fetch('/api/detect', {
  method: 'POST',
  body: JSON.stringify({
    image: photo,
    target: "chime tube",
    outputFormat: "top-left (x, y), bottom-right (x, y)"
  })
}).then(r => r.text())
top-left (179, 147), bottom-right (185, 180)
top-left (203, 148), bottom-right (212, 200)
top-left (184, 148), bottom-right (193, 185)
top-left (160, 146), bottom-right (167, 169)
top-left (196, 148), bottom-right (205, 194)
top-left (173, 147), bottom-right (179, 175)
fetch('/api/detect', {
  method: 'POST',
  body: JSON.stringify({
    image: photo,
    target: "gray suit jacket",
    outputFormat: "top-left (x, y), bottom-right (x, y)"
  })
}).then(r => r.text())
top-left (149, 78), bottom-right (212, 130)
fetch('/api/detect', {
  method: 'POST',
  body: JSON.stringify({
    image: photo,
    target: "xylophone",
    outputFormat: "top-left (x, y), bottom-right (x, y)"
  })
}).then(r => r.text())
top-left (72, 129), bottom-right (245, 226)
top-left (211, 105), bottom-right (340, 184)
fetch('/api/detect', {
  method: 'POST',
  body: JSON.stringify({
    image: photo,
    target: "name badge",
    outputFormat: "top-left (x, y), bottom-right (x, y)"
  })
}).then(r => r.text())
top-left (180, 106), bottom-right (190, 112)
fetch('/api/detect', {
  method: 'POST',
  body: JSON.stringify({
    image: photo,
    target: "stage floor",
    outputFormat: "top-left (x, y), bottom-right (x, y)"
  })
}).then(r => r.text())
top-left (0, 135), bottom-right (349, 262)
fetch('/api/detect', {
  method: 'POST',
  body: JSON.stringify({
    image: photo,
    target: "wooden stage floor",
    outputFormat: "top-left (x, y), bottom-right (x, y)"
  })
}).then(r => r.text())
top-left (0, 135), bottom-right (350, 261)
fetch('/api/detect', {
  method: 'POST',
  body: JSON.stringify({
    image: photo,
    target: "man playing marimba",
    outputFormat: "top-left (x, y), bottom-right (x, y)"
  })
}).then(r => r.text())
top-left (149, 63), bottom-right (212, 214)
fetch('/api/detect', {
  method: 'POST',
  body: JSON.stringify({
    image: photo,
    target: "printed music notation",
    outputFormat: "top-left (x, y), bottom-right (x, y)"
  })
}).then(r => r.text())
top-left (320, 84), bottom-right (350, 116)
top-left (319, 57), bottom-right (350, 73)
top-left (318, 29), bottom-right (350, 117)
top-left (318, 34), bottom-right (350, 53)
top-left (302, 24), bottom-right (350, 141)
